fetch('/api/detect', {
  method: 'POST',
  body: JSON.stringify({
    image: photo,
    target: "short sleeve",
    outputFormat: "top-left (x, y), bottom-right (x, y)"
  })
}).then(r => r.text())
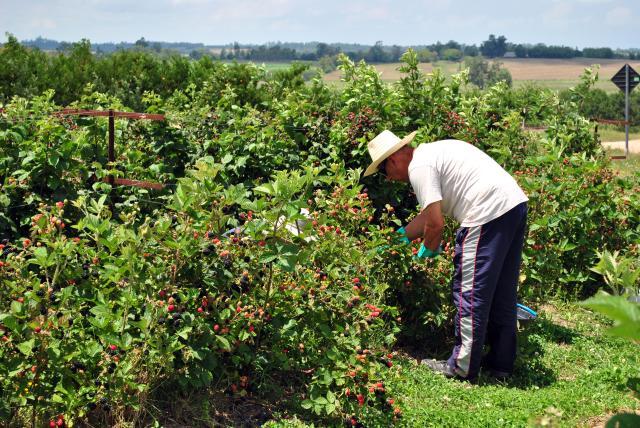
top-left (409, 165), bottom-right (442, 209)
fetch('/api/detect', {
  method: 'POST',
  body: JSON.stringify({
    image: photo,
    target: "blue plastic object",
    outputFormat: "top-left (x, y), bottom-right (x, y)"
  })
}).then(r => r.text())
top-left (516, 303), bottom-right (538, 322)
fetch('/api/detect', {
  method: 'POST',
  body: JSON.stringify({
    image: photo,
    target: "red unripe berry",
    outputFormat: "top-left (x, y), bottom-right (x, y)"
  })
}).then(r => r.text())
top-left (168, 304), bottom-right (175, 312)
top-left (49, 421), bottom-right (56, 428)
top-left (34, 326), bottom-right (41, 333)
top-left (109, 344), bottom-right (117, 351)
top-left (352, 277), bottom-right (360, 284)
top-left (213, 324), bottom-right (220, 332)
top-left (159, 290), bottom-right (166, 298)
top-left (197, 307), bottom-right (203, 313)
top-left (56, 417), bottom-right (64, 427)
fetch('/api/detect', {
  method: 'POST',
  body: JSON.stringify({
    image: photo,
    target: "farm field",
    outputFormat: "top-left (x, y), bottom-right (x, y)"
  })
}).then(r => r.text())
top-left (323, 58), bottom-right (640, 91)
top-left (1, 51), bottom-right (639, 427)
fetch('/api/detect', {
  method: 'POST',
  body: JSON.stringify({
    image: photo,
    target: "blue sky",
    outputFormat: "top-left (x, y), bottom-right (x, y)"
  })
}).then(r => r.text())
top-left (0, 0), bottom-right (637, 48)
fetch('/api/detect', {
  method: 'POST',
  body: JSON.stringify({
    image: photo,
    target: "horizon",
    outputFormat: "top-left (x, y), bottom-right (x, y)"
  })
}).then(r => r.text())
top-left (12, 36), bottom-right (639, 52)
top-left (1, 0), bottom-right (638, 50)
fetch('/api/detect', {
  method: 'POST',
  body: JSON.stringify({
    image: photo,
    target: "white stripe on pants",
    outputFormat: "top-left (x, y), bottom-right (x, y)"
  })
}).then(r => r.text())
top-left (455, 225), bottom-right (482, 377)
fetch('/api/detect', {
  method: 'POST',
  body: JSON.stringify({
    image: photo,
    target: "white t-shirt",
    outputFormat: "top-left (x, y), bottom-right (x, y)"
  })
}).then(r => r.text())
top-left (408, 140), bottom-right (528, 227)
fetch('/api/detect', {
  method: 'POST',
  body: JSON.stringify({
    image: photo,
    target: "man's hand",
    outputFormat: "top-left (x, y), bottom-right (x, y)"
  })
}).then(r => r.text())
top-left (396, 227), bottom-right (411, 244)
top-left (416, 242), bottom-right (442, 259)
top-left (377, 227), bottom-right (411, 253)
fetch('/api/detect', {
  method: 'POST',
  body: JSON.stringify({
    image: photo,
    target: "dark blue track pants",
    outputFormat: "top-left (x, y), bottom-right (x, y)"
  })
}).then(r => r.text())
top-left (446, 202), bottom-right (528, 379)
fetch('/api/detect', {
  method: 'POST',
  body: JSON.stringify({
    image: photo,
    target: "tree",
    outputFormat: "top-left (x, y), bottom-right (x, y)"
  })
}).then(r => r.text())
top-left (514, 44), bottom-right (527, 58)
top-left (364, 41), bottom-right (389, 63)
top-left (464, 56), bottom-right (512, 89)
top-left (480, 34), bottom-right (507, 58)
top-left (441, 48), bottom-right (463, 61)
top-left (463, 45), bottom-right (479, 57)
top-left (315, 43), bottom-right (339, 59)
top-left (135, 37), bottom-right (149, 48)
top-left (416, 48), bottom-right (436, 63)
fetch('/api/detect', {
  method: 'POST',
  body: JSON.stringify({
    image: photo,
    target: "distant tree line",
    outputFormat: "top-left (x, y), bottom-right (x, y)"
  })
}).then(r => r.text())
top-left (10, 34), bottom-right (639, 65)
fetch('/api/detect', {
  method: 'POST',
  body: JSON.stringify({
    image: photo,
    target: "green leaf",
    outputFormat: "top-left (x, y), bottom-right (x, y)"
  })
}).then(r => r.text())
top-left (17, 339), bottom-right (35, 356)
top-left (32, 247), bottom-right (53, 267)
top-left (177, 326), bottom-right (192, 340)
top-left (605, 413), bottom-right (640, 428)
top-left (10, 301), bottom-right (23, 314)
top-left (326, 390), bottom-right (335, 403)
top-left (301, 399), bottom-right (313, 410)
top-left (581, 292), bottom-right (640, 341)
top-left (253, 184), bottom-right (273, 195)
top-left (0, 314), bottom-right (18, 331)
top-left (216, 336), bottom-right (231, 351)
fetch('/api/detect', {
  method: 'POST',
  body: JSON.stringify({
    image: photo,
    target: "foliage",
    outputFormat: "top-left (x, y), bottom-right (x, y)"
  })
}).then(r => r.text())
top-left (464, 57), bottom-right (512, 89)
top-left (590, 250), bottom-right (639, 296)
top-left (0, 49), bottom-right (639, 425)
top-left (479, 34), bottom-right (507, 58)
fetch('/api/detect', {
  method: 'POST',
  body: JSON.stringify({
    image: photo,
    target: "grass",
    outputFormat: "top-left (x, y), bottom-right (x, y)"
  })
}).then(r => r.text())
top-left (606, 150), bottom-right (640, 178)
top-left (598, 125), bottom-right (639, 143)
top-left (391, 303), bottom-right (640, 427)
top-left (265, 302), bottom-right (640, 427)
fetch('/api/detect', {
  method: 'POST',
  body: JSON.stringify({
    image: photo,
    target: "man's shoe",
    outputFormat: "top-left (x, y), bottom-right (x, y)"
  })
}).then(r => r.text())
top-left (421, 359), bottom-right (456, 378)
top-left (487, 368), bottom-right (511, 381)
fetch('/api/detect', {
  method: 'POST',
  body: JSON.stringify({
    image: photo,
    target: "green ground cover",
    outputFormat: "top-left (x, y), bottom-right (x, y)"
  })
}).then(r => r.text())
top-left (266, 303), bottom-right (640, 427)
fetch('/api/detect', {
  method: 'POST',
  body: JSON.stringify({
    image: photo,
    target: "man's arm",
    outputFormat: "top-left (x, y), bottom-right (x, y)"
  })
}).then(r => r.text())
top-left (403, 201), bottom-right (444, 251)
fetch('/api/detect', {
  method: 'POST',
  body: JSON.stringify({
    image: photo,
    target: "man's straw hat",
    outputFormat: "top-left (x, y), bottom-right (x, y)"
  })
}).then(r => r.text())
top-left (363, 130), bottom-right (418, 177)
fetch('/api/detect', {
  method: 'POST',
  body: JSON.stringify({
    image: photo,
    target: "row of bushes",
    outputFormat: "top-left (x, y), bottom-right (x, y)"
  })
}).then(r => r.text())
top-left (1, 53), bottom-right (638, 426)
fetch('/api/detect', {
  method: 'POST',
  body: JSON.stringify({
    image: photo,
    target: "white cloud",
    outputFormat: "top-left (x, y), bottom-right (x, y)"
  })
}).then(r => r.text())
top-left (168, 0), bottom-right (210, 5)
top-left (545, 1), bottom-right (573, 23)
top-left (605, 6), bottom-right (633, 25)
top-left (30, 17), bottom-right (57, 30)
top-left (206, 0), bottom-right (295, 21)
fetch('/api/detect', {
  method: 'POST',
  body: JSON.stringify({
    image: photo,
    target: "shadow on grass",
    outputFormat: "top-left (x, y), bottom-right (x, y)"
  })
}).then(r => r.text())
top-left (397, 316), bottom-right (584, 389)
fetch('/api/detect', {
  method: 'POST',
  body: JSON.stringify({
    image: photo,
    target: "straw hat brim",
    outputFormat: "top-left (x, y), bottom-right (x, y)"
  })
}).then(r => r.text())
top-left (363, 131), bottom-right (417, 177)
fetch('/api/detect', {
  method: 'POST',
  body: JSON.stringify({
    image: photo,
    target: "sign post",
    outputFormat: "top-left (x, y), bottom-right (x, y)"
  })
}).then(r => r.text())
top-left (611, 64), bottom-right (640, 158)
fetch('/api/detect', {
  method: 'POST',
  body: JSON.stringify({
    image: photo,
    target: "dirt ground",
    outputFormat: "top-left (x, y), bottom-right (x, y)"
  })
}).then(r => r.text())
top-left (323, 58), bottom-right (640, 85)
top-left (602, 139), bottom-right (640, 154)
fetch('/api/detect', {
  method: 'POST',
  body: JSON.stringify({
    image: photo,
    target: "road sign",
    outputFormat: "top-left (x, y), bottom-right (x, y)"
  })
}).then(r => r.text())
top-left (611, 64), bottom-right (640, 92)
top-left (610, 64), bottom-right (638, 158)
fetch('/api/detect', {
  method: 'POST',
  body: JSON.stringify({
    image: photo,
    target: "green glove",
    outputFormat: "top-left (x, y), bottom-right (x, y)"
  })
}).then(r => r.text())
top-left (416, 243), bottom-right (442, 259)
top-left (396, 227), bottom-right (411, 244)
top-left (377, 227), bottom-right (410, 254)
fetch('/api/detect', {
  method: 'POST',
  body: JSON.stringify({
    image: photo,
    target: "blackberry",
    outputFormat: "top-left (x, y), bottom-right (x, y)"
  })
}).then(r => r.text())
top-left (36, 290), bottom-right (45, 297)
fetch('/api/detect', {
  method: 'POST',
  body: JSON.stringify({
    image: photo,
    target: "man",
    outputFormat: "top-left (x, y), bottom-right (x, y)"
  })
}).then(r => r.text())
top-left (364, 130), bottom-right (528, 382)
